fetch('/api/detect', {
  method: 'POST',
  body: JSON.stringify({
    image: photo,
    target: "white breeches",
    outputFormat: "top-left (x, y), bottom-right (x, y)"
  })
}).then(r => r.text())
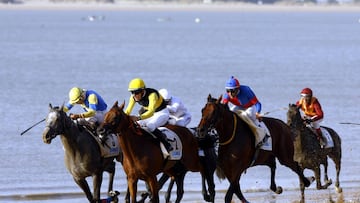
top-left (137, 108), bottom-right (170, 132)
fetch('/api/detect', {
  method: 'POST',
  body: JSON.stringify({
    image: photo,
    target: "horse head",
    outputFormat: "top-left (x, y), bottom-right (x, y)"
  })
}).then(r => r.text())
top-left (42, 103), bottom-right (70, 144)
top-left (97, 101), bottom-right (129, 137)
top-left (197, 94), bottom-right (224, 138)
top-left (287, 104), bottom-right (304, 130)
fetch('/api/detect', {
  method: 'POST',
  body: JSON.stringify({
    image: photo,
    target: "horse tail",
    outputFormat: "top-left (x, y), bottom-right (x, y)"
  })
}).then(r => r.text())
top-left (215, 165), bottom-right (226, 180)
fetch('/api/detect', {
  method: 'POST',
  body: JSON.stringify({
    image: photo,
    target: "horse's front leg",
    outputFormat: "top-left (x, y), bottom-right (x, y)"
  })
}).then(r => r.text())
top-left (105, 161), bottom-right (116, 193)
top-left (73, 177), bottom-right (93, 202)
top-left (146, 176), bottom-right (159, 203)
top-left (127, 178), bottom-right (138, 203)
top-left (224, 183), bottom-right (235, 203)
top-left (233, 181), bottom-right (249, 203)
top-left (92, 173), bottom-right (103, 202)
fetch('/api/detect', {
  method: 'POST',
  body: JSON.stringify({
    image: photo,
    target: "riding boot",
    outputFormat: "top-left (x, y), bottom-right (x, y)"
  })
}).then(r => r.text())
top-left (153, 128), bottom-right (173, 152)
top-left (316, 128), bottom-right (325, 148)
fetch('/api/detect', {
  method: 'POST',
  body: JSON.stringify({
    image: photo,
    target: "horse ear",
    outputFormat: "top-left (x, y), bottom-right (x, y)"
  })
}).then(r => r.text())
top-left (207, 94), bottom-right (212, 102)
top-left (49, 103), bottom-right (53, 109)
top-left (113, 101), bottom-right (118, 108)
top-left (216, 95), bottom-right (222, 104)
top-left (119, 101), bottom-right (125, 110)
top-left (60, 103), bottom-right (65, 111)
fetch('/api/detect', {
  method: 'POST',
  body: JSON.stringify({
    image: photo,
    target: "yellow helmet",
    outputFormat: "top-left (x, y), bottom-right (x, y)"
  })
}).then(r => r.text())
top-left (69, 87), bottom-right (83, 104)
top-left (128, 78), bottom-right (146, 91)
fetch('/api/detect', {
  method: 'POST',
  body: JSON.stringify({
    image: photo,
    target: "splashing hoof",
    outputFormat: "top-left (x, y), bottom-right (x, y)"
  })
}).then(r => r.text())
top-left (336, 186), bottom-right (343, 193)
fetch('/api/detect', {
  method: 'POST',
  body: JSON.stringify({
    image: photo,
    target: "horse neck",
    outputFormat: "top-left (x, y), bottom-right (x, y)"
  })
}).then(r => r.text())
top-left (116, 120), bottom-right (144, 159)
top-left (60, 118), bottom-right (83, 153)
top-left (216, 109), bottom-right (239, 144)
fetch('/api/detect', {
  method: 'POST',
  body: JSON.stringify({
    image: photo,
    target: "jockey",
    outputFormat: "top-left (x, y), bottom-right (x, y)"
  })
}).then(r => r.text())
top-left (221, 76), bottom-right (262, 125)
top-left (296, 87), bottom-right (325, 148)
top-left (64, 87), bottom-right (107, 128)
top-left (159, 88), bottom-right (192, 127)
top-left (125, 78), bottom-right (173, 152)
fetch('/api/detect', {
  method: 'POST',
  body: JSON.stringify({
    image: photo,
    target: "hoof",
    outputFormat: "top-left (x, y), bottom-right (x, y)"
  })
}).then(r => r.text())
top-left (275, 186), bottom-right (283, 194)
top-left (336, 186), bottom-right (343, 193)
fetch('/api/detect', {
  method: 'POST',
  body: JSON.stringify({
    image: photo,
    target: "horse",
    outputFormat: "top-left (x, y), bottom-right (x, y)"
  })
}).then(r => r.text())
top-left (42, 104), bottom-right (117, 203)
top-left (287, 104), bottom-right (342, 193)
top-left (197, 95), bottom-right (313, 203)
top-left (153, 127), bottom-right (218, 203)
top-left (97, 101), bottom-right (213, 203)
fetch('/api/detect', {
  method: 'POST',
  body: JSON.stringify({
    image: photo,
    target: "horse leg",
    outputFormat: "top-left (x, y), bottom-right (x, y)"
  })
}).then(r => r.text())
top-left (224, 184), bottom-right (235, 203)
top-left (146, 176), bottom-right (159, 203)
top-left (232, 181), bottom-right (249, 203)
top-left (73, 177), bottom-right (93, 202)
top-left (127, 178), bottom-right (138, 203)
top-left (202, 167), bottom-right (215, 202)
top-left (92, 173), bottom-right (103, 202)
top-left (328, 153), bottom-right (342, 193)
top-left (334, 159), bottom-right (342, 193)
top-left (268, 158), bottom-right (282, 194)
top-left (125, 187), bottom-right (130, 203)
top-left (174, 171), bottom-right (186, 203)
top-left (322, 159), bottom-right (333, 188)
top-left (164, 176), bottom-right (174, 203)
top-left (106, 161), bottom-right (116, 193)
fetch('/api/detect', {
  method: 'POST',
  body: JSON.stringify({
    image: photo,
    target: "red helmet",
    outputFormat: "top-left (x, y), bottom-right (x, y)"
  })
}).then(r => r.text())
top-left (300, 88), bottom-right (312, 97)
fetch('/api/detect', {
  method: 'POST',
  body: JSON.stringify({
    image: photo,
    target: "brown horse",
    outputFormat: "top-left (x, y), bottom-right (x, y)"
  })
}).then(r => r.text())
top-left (42, 104), bottom-right (117, 203)
top-left (197, 95), bottom-right (312, 203)
top-left (287, 104), bottom-right (342, 193)
top-left (97, 101), bottom-right (210, 203)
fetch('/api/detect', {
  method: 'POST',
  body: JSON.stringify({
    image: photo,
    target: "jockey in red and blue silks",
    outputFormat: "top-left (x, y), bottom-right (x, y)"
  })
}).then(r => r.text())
top-left (222, 76), bottom-right (262, 125)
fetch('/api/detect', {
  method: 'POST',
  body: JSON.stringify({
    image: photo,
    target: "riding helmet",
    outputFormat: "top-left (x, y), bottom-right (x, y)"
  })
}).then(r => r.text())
top-left (128, 78), bottom-right (146, 91)
top-left (225, 76), bottom-right (240, 89)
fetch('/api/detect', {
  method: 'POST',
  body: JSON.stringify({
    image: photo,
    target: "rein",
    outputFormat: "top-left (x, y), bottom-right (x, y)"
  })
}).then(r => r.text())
top-left (219, 114), bottom-right (237, 146)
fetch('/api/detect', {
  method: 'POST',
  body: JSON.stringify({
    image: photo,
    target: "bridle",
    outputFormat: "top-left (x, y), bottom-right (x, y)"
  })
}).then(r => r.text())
top-left (206, 102), bottom-right (238, 146)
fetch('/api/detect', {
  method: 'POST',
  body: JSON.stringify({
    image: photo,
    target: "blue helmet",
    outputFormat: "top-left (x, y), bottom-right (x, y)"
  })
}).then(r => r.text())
top-left (225, 76), bottom-right (240, 89)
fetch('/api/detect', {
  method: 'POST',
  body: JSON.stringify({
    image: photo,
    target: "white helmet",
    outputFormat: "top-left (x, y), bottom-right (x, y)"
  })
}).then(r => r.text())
top-left (159, 88), bottom-right (171, 100)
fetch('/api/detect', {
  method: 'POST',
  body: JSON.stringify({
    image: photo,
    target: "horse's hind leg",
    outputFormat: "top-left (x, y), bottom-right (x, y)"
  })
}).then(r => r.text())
top-left (174, 171), bottom-right (186, 203)
top-left (165, 177), bottom-right (175, 203)
top-left (268, 158), bottom-right (282, 194)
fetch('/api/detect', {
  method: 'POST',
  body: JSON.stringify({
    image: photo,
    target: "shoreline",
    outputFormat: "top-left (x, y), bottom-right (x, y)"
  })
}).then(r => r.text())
top-left (1, 0), bottom-right (360, 11)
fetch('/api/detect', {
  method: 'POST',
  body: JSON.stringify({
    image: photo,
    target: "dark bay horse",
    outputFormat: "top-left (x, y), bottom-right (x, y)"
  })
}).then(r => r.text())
top-left (287, 104), bottom-right (342, 193)
top-left (197, 95), bottom-right (312, 203)
top-left (42, 104), bottom-right (116, 203)
top-left (97, 101), bottom-right (212, 203)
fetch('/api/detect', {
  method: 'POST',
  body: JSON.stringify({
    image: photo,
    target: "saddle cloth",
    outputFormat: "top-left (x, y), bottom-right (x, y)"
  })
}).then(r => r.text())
top-left (99, 134), bottom-right (121, 158)
top-left (307, 127), bottom-right (334, 148)
top-left (158, 127), bottom-right (183, 160)
top-left (80, 125), bottom-right (121, 158)
top-left (235, 111), bottom-right (272, 151)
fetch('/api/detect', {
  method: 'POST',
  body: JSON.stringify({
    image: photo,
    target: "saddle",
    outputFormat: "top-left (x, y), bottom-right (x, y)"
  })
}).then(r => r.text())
top-left (234, 110), bottom-right (272, 151)
top-left (306, 126), bottom-right (334, 148)
top-left (79, 123), bottom-right (121, 158)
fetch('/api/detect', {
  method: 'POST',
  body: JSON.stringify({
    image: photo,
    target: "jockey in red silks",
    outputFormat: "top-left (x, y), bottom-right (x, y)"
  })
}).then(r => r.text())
top-left (222, 76), bottom-right (262, 126)
top-left (296, 87), bottom-right (325, 148)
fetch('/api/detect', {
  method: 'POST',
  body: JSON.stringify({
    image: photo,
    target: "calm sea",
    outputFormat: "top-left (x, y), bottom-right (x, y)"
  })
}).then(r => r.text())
top-left (0, 8), bottom-right (359, 202)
